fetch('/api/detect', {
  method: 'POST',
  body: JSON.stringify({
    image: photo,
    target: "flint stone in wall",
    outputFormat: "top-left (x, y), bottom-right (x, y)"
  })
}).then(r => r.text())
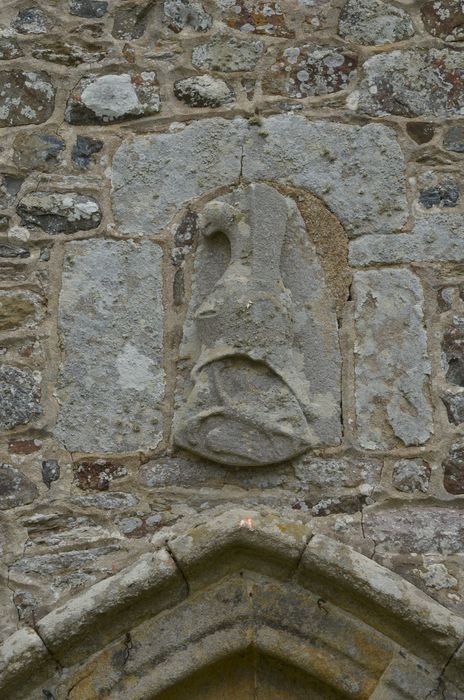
top-left (164, 0), bottom-right (212, 32)
top-left (443, 392), bottom-right (464, 425)
top-left (0, 242), bottom-right (28, 258)
top-left (69, 0), bottom-right (108, 17)
top-left (444, 126), bottom-right (464, 152)
top-left (406, 121), bottom-right (435, 145)
top-left (443, 443), bottom-right (464, 494)
top-left (10, 546), bottom-right (120, 581)
top-left (0, 70), bottom-right (55, 127)
top-left (0, 174), bottom-right (23, 208)
top-left (0, 465), bottom-right (38, 510)
top-left (0, 365), bottom-right (41, 430)
top-left (12, 7), bottom-right (53, 34)
top-left (419, 180), bottom-right (460, 210)
top-left (0, 38), bottom-right (23, 60)
top-left (31, 42), bottom-right (105, 66)
top-left (65, 73), bottom-right (160, 125)
top-left (139, 456), bottom-right (290, 488)
top-left (42, 460), bottom-right (60, 489)
top-left (54, 239), bottom-right (164, 452)
top-left (350, 214), bottom-right (464, 266)
top-left (112, 4), bottom-right (150, 40)
top-left (355, 49), bottom-right (464, 117)
top-left (112, 116), bottom-right (407, 237)
top-left (72, 136), bottom-right (103, 169)
top-left (353, 269), bottom-right (433, 449)
top-left (338, 0), bottom-right (415, 45)
top-left (71, 492), bottom-right (138, 509)
top-left (442, 317), bottom-right (464, 387)
top-left (17, 192), bottom-right (101, 234)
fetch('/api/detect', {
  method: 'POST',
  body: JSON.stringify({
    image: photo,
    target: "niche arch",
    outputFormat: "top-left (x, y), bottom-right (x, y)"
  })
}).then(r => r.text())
top-left (172, 181), bottom-right (350, 466)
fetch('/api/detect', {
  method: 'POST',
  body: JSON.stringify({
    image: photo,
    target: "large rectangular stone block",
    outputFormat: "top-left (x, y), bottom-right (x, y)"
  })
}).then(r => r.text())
top-left (353, 269), bottom-right (433, 449)
top-left (349, 214), bottom-right (464, 266)
top-left (111, 116), bottom-right (408, 238)
top-left (55, 239), bottom-right (164, 452)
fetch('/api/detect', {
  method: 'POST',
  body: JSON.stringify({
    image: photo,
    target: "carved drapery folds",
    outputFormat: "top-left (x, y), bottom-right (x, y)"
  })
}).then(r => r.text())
top-left (173, 183), bottom-right (342, 466)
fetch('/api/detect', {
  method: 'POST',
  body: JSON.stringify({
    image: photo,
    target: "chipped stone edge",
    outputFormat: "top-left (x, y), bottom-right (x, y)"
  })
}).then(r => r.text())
top-left (0, 627), bottom-right (53, 699)
top-left (165, 507), bottom-right (311, 591)
top-left (298, 534), bottom-right (464, 675)
top-left (34, 548), bottom-right (186, 667)
top-left (1, 510), bottom-right (464, 695)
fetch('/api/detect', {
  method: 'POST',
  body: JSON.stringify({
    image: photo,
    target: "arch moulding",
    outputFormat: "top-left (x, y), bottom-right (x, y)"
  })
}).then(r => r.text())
top-left (1, 509), bottom-right (464, 699)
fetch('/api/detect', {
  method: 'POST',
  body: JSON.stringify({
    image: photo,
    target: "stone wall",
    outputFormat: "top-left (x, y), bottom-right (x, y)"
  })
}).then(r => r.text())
top-left (2, 0), bottom-right (464, 686)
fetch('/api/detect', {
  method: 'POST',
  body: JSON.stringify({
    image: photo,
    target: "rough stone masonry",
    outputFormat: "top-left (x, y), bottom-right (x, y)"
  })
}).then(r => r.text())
top-left (2, 0), bottom-right (464, 697)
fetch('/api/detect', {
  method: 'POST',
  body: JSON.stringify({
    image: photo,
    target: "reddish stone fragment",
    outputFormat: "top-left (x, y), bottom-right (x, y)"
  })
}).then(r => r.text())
top-left (73, 460), bottom-right (128, 491)
top-left (221, 0), bottom-right (293, 37)
top-left (422, 0), bottom-right (464, 42)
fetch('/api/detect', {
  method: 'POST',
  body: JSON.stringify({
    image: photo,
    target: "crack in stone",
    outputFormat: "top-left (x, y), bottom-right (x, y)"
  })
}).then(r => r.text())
top-left (164, 541), bottom-right (190, 596)
top-left (293, 531), bottom-right (314, 580)
top-left (32, 623), bottom-right (63, 671)
top-left (425, 638), bottom-right (464, 700)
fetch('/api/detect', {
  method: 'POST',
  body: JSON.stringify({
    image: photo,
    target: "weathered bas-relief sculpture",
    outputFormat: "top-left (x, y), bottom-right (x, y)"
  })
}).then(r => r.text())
top-left (173, 183), bottom-right (341, 466)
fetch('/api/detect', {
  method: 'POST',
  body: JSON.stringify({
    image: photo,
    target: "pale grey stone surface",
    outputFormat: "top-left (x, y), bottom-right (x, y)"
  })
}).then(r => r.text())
top-left (71, 492), bottom-right (138, 509)
top-left (366, 507), bottom-right (464, 554)
top-left (174, 75), bottom-right (234, 107)
top-left (353, 269), bottom-right (433, 449)
top-left (54, 239), bottom-right (164, 452)
top-left (294, 455), bottom-right (382, 489)
top-left (392, 459), bottom-right (430, 493)
top-left (112, 118), bottom-right (244, 235)
top-left (192, 35), bottom-right (263, 72)
top-left (242, 116), bottom-right (408, 237)
top-left (338, 0), bottom-right (415, 45)
top-left (349, 214), bottom-right (464, 266)
top-left (264, 44), bottom-right (357, 97)
top-left (112, 115), bottom-right (407, 237)
top-left (65, 73), bottom-right (160, 124)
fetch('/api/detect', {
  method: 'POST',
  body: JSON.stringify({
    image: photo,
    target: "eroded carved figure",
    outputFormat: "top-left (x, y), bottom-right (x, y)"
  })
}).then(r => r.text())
top-left (173, 183), bottom-right (341, 466)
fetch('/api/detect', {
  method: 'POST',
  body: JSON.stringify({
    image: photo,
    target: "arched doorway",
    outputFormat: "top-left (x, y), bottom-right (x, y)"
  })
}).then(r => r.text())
top-left (1, 509), bottom-right (463, 699)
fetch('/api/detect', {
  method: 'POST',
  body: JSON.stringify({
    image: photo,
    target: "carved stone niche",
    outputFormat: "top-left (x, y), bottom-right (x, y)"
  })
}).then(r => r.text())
top-left (173, 183), bottom-right (343, 467)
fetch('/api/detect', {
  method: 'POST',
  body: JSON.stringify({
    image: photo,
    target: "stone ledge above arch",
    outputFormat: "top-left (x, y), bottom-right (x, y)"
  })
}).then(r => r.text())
top-left (1, 508), bottom-right (464, 698)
